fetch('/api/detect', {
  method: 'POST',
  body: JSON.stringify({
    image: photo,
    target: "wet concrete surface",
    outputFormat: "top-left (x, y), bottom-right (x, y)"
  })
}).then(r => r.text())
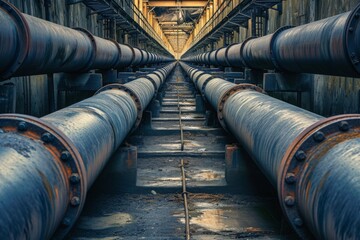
top-left (67, 65), bottom-right (297, 239)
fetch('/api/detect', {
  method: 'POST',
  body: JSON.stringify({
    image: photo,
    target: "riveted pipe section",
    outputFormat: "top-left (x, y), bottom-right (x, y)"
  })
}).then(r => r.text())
top-left (0, 62), bottom-right (175, 240)
top-left (180, 62), bottom-right (360, 239)
top-left (0, 1), bottom-right (173, 80)
top-left (182, 3), bottom-right (360, 77)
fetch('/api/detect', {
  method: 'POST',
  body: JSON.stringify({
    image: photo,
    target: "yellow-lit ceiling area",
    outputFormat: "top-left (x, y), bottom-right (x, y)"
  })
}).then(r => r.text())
top-left (135, 0), bottom-right (220, 57)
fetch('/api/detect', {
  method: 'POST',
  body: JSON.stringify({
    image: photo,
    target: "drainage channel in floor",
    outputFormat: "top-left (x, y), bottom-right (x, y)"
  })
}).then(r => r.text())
top-left (67, 64), bottom-right (297, 239)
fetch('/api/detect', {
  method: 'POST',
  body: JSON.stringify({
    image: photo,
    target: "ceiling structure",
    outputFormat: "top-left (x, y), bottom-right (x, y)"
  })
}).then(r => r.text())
top-left (148, 0), bottom-right (208, 54)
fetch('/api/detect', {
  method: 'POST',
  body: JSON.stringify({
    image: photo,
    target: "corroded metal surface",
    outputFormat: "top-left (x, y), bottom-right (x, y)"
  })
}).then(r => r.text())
top-left (67, 65), bottom-right (295, 240)
top-left (279, 115), bottom-right (360, 239)
top-left (0, 63), bottom-right (175, 239)
top-left (180, 62), bottom-right (360, 239)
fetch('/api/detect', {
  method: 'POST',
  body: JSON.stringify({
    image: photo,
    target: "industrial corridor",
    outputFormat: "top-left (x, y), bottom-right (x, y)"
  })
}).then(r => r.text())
top-left (66, 65), bottom-right (296, 239)
top-left (1, 0), bottom-right (360, 240)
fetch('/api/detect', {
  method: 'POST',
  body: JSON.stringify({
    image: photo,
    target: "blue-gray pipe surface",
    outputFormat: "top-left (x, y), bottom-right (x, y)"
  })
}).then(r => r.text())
top-left (0, 62), bottom-right (175, 239)
top-left (0, 1), bottom-right (173, 80)
top-left (180, 62), bottom-right (360, 239)
top-left (182, 3), bottom-right (360, 77)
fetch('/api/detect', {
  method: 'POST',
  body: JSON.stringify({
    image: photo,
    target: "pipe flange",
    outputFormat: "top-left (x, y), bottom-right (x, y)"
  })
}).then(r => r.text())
top-left (157, 69), bottom-right (167, 81)
top-left (152, 71), bottom-right (164, 84)
top-left (0, 1), bottom-right (30, 80)
top-left (0, 114), bottom-right (87, 239)
top-left (95, 84), bottom-right (143, 132)
top-left (133, 47), bottom-right (144, 67)
top-left (73, 28), bottom-right (96, 72)
top-left (217, 84), bottom-right (265, 131)
top-left (224, 43), bottom-right (237, 67)
top-left (193, 72), bottom-right (207, 85)
top-left (124, 44), bottom-right (136, 66)
top-left (345, 3), bottom-right (360, 74)
top-left (200, 75), bottom-right (215, 97)
top-left (270, 25), bottom-right (294, 71)
top-left (278, 114), bottom-right (360, 239)
top-left (189, 68), bottom-right (198, 79)
top-left (141, 75), bottom-right (159, 95)
top-left (239, 36), bottom-right (257, 68)
top-left (109, 39), bottom-right (122, 69)
top-left (214, 47), bottom-right (224, 66)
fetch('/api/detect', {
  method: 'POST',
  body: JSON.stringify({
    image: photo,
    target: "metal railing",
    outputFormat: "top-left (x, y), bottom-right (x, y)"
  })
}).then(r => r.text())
top-left (182, 0), bottom-right (280, 55)
top-left (187, 0), bottom-right (241, 51)
top-left (81, 0), bottom-right (174, 54)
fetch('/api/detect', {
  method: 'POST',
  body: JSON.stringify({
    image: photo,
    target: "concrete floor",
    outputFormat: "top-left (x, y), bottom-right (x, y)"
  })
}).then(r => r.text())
top-left (67, 66), bottom-right (297, 239)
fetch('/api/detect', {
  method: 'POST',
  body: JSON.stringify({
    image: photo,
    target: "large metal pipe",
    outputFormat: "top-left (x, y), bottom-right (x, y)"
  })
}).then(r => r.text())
top-left (182, 3), bottom-right (360, 77)
top-left (0, 62), bottom-right (176, 239)
top-left (180, 62), bottom-right (360, 239)
top-left (0, 1), bottom-right (173, 80)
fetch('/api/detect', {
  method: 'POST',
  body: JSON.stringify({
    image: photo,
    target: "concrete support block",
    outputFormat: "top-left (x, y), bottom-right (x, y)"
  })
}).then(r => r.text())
top-left (117, 72), bottom-right (136, 83)
top-left (205, 110), bottom-right (218, 127)
top-left (225, 144), bottom-right (242, 184)
top-left (97, 69), bottom-right (118, 85)
top-left (263, 72), bottom-right (312, 92)
top-left (57, 72), bottom-right (103, 91)
top-left (106, 145), bottom-right (138, 187)
top-left (195, 94), bottom-right (205, 113)
top-left (224, 144), bottom-right (274, 194)
top-left (140, 111), bottom-right (153, 131)
top-left (150, 100), bottom-right (161, 118)
top-left (244, 68), bottom-right (264, 85)
top-left (263, 72), bottom-right (314, 110)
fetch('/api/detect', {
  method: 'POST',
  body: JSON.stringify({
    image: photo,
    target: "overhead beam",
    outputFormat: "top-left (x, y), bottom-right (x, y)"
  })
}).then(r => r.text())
top-left (147, 0), bottom-right (208, 7)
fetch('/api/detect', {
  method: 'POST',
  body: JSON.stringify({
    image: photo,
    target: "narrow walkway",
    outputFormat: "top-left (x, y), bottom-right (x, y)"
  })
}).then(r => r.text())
top-left (67, 65), bottom-right (296, 239)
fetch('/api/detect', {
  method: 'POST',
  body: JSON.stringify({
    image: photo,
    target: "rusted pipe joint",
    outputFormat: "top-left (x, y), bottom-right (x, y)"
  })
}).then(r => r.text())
top-left (193, 71), bottom-right (207, 85)
top-left (0, 114), bottom-right (87, 238)
top-left (140, 75), bottom-right (159, 96)
top-left (278, 114), bottom-right (360, 239)
top-left (199, 75), bottom-right (214, 98)
top-left (0, 1), bottom-right (29, 80)
top-left (345, 4), bottom-right (360, 73)
top-left (269, 25), bottom-right (294, 71)
top-left (217, 84), bottom-right (265, 131)
top-left (95, 84), bottom-right (143, 133)
top-left (109, 39), bottom-right (122, 68)
top-left (72, 27), bottom-right (96, 72)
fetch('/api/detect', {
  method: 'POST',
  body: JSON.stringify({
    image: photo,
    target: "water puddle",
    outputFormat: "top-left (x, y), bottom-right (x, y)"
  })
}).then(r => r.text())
top-left (77, 213), bottom-right (133, 230)
top-left (190, 170), bottom-right (223, 181)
